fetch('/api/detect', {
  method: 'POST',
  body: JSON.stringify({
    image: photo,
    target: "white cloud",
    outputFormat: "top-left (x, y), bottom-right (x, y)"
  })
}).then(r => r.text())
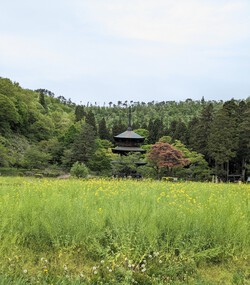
top-left (81, 0), bottom-right (250, 46)
top-left (0, 0), bottom-right (249, 103)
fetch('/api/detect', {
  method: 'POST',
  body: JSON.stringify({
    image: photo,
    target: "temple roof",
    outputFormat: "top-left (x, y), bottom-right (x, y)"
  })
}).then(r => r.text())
top-left (114, 128), bottom-right (144, 140)
top-left (112, 146), bottom-right (146, 153)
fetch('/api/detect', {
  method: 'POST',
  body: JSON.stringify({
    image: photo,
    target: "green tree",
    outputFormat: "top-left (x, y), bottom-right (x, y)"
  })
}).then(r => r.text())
top-left (112, 119), bottom-right (126, 138)
top-left (5, 135), bottom-right (29, 167)
top-left (29, 114), bottom-right (55, 141)
top-left (0, 143), bottom-right (10, 167)
top-left (237, 103), bottom-right (250, 180)
top-left (0, 94), bottom-right (19, 133)
top-left (85, 110), bottom-right (97, 134)
top-left (62, 124), bottom-right (79, 147)
top-left (87, 139), bottom-right (112, 175)
top-left (70, 161), bottom-right (89, 178)
top-left (167, 120), bottom-right (178, 139)
top-left (148, 118), bottom-right (164, 144)
top-left (208, 100), bottom-right (239, 179)
top-left (21, 146), bottom-right (51, 169)
top-left (159, 135), bottom-right (172, 143)
top-left (112, 152), bottom-right (143, 177)
top-left (172, 140), bottom-right (211, 181)
top-left (61, 149), bottom-right (75, 168)
top-left (174, 120), bottom-right (188, 145)
top-left (70, 123), bottom-right (97, 166)
top-left (88, 148), bottom-right (112, 175)
top-left (39, 92), bottom-right (48, 112)
top-left (98, 117), bottom-right (111, 140)
top-left (75, 105), bottom-right (85, 122)
top-left (38, 138), bottom-right (64, 165)
top-left (133, 128), bottom-right (149, 144)
top-left (15, 99), bottom-right (29, 133)
top-left (50, 111), bottom-right (73, 136)
top-left (188, 104), bottom-right (214, 161)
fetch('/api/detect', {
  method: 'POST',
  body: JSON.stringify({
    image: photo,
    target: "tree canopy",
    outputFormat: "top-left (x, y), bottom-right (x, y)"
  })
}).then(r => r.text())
top-left (147, 142), bottom-right (189, 178)
top-left (0, 77), bottom-right (249, 181)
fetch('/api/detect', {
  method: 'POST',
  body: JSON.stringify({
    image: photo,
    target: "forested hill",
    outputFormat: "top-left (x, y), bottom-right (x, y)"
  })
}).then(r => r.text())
top-left (0, 77), bottom-right (249, 180)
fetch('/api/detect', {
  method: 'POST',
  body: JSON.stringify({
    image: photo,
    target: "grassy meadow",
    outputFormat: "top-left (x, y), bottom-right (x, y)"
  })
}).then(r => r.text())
top-left (0, 177), bottom-right (249, 284)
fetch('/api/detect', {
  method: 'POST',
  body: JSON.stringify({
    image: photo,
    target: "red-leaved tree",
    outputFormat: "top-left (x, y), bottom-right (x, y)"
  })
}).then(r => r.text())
top-left (147, 142), bottom-right (190, 179)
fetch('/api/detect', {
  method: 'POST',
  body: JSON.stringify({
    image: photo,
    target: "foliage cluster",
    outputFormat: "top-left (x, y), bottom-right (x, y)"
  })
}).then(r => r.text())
top-left (70, 161), bottom-right (89, 178)
top-left (0, 77), bottom-right (249, 181)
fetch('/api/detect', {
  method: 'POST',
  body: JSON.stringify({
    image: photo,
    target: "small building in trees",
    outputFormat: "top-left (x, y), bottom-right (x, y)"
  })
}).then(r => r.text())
top-left (112, 108), bottom-right (146, 177)
top-left (112, 127), bottom-right (146, 156)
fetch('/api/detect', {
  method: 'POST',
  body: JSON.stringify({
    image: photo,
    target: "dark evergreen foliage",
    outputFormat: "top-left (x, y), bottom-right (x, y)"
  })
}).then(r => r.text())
top-left (112, 120), bottom-right (126, 138)
top-left (39, 92), bottom-right (48, 112)
top-left (71, 123), bottom-right (97, 166)
top-left (0, 77), bottom-right (249, 180)
top-left (188, 103), bottom-right (214, 160)
top-left (74, 105), bottom-right (85, 122)
top-left (148, 118), bottom-right (164, 144)
top-left (85, 110), bottom-right (97, 134)
top-left (98, 118), bottom-right (111, 141)
top-left (207, 100), bottom-right (239, 178)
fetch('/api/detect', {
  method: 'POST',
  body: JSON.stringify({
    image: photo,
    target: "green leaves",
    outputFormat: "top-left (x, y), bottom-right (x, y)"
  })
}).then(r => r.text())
top-left (70, 161), bottom-right (89, 178)
top-left (0, 94), bottom-right (19, 131)
top-left (208, 101), bottom-right (239, 165)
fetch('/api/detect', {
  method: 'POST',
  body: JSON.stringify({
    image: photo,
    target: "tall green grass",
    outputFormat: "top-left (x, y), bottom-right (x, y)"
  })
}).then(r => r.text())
top-left (0, 177), bottom-right (249, 284)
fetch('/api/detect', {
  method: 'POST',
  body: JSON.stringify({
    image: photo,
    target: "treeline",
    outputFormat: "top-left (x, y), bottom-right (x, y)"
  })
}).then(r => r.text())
top-left (0, 77), bottom-right (249, 180)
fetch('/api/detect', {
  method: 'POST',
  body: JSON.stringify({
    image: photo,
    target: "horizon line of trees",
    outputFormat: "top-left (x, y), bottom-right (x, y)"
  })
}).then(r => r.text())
top-left (0, 77), bottom-right (249, 181)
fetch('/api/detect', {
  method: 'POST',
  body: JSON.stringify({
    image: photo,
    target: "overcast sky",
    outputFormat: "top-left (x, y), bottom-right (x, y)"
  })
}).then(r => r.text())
top-left (1, 0), bottom-right (250, 104)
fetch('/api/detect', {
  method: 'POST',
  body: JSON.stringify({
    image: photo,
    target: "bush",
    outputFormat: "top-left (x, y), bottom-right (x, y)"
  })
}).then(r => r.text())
top-left (0, 167), bottom-right (26, 176)
top-left (70, 161), bottom-right (89, 178)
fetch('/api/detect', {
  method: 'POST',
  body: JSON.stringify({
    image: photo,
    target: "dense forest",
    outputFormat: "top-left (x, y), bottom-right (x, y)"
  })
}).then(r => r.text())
top-left (0, 77), bottom-right (249, 181)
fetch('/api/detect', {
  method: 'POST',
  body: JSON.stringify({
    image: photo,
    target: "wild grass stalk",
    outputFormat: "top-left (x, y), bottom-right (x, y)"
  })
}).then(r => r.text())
top-left (0, 177), bottom-right (249, 283)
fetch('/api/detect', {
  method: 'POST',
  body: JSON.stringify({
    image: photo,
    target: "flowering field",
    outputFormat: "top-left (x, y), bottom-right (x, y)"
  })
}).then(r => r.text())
top-left (0, 177), bottom-right (249, 284)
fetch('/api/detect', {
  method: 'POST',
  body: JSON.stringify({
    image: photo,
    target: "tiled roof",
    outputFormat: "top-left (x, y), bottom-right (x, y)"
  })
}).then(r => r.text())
top-left (114, 129), bottom-right (144, 139)
top-left (112, 146), bottom-right (146, 153)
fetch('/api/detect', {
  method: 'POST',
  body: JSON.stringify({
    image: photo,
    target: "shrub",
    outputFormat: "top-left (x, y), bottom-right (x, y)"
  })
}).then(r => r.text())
top-left (70, 161), bottom-right (89, 178)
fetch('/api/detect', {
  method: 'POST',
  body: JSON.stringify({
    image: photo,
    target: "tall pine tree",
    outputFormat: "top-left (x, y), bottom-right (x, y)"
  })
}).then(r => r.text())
top-left (85, 110), bottom-right (97, 134)
top-left (75, 105), bottom-right (85, 122)
top-left (71, 123), bottom-right (97, 166)
top-left (208, 100), bottom-right (239, 179)
top-left (98, 117), bottom-right (111, 141)
top-left (188, 103), bottom-right (214, 161)
top-left (237, 102), bottom-right (250, 180)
